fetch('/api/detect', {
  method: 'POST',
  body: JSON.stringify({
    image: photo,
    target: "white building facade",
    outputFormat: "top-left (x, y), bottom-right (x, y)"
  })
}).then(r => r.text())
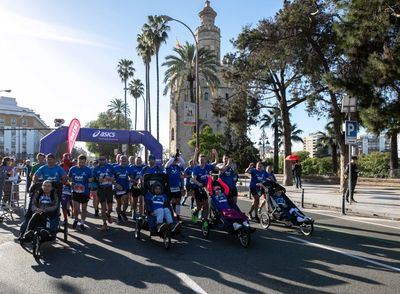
top-left (0, 96), bottom-right (49, 160)
top-left (303, 132), bottom-right (324, 158)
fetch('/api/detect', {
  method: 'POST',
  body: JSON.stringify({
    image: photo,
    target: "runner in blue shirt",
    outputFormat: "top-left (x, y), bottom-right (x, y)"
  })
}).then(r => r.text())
top-left (140, 154), bottom-right (165, 179)
top-left (218, 154), bottom-right (239, 204)
top-left (258, 164), bottom-right (277, 214)
top-left (93, 156), bottom-right (115, 231)
top-left (113, 155), bottom-right (131, 223)
top-left (165, 151), bottom-right (185, 220)
top-left (245, 162), bottom-right (268, 222)
top-left (129, 156), bottom-right (145, 219)
top-left (68, 155), bottom-right (93, 231)
top-left (181, 159), bottom-right (195, 208)
top-left (191, 148), bottom-right (218, 223)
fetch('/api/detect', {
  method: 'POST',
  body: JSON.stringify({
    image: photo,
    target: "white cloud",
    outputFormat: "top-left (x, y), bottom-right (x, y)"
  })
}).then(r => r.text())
top-left (0, 7), bottom-right (112, 48)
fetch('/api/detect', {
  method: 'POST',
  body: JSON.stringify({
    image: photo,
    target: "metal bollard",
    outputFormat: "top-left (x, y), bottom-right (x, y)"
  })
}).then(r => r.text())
top-left (301, 188), bottom-right (304, 208)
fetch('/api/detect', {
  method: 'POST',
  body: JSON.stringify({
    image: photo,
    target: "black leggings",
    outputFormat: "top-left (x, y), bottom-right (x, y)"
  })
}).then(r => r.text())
top-left (26, 211), bottom-right (52, 232)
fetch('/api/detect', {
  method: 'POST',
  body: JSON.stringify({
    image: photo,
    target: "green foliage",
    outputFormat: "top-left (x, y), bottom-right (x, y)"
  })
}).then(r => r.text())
top-left (301, 157), bottom-right (333, 176)
top-left (295, 151), bottom-right (310, 162)
top-left (188, 126), bottom-right (224, 158)
top-left (359, 152), bottom-right (390, 178)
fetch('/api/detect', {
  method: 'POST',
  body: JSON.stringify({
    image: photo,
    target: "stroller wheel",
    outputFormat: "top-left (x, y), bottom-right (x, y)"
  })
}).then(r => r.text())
top-left (238, 229), bottom-right (251, 248)
top-left (162, 230), bottom-right (171, 250)
top-left (260, 212), bottom-right (271, 229)
top-left (299, 221), bottom-right (314, 236)
top-left (201, 220), bottom-right (210, 239)
top-left (32, 233), bottom-right (40, 258)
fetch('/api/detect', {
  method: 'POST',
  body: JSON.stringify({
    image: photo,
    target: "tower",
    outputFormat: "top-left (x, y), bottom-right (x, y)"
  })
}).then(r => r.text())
top-left (169, 1), bottom-right (232, 160)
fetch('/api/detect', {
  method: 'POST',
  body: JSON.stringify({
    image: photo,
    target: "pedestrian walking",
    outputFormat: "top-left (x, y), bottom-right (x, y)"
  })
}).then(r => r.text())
top-left (292, 160), bottom-right (302, 189)
top-left (344, 156), bottom-right (359, 203)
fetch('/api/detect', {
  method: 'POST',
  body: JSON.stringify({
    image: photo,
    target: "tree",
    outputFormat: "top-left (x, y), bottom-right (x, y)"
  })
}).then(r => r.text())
top-left (117, 59), bottom-right (135, 131)
top-left (260, 106), bottom-right (280, 173)
top-left (334, 0), bottom-right (400, 177)
top-left (188, 126), bottom-right (224, 159)
top-left (107, 98), bottom-right (130, 131)
top-left (143, 15), bottom-right (170, 141)
top-left (278, 123), bottom-right (304, 147)
top-left (128, 79), bottom-right (144, 130)
top-left (315, 121), bottom-right (338, 174)
top-left (137, 30), bottom-right (154, 134)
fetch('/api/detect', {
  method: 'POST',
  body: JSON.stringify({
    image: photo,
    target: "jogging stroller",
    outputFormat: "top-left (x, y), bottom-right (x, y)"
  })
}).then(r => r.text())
top-left (134, 174), bottom-right (182, 250)
top-left (19, 181), bottom-right (68, 258)
top-left (206, 176), bottom-right (255, 248)
top-left (258, 180), bottom-right (314, 236)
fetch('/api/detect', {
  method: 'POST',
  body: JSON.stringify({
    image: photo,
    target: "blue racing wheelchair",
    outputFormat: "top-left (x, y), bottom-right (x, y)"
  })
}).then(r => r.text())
top-left (134, 174), bottom-right (182, 250)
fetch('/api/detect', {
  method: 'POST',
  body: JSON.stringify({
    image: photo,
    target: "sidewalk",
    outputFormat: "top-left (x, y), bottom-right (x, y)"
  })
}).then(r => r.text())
top-left (239, 183), bottom-right (400, 220)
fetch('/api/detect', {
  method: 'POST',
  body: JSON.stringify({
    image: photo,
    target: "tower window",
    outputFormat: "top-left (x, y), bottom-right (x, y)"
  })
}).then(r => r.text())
top-left (225, 93), bottom-right (229, 99)
top-left (171, 128), bottom-right (175, 141)
top-left (204, 92), bottom-right (209, 101)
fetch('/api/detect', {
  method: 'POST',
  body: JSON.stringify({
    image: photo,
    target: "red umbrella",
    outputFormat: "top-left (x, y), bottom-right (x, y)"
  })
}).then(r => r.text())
top-left (285, 154), bottom-right (299, 161)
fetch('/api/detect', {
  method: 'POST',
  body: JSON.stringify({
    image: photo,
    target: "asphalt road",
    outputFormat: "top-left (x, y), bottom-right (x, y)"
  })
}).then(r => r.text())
top-left (0, 198), bottom-right (399, 294)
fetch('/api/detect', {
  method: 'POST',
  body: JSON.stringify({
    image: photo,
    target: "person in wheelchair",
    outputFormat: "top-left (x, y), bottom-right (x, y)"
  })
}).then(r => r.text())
top-left (207, 176), bottom-right (249, 231)
top-left (22, 180), bottom-right (59, 241)
top-left (265, 185), bottom-right (306, 224)
top-left (145, 182), bottom-right (181, 233)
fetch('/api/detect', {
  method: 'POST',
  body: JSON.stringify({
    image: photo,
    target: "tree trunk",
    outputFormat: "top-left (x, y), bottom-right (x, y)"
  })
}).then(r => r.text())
top-left (189, 77), bottom-right (195, 134)
top-left (273, 121), bottom-right (279, 173)
top-left (147, 62), bottom-right (152, 134)
top-left (389, 129), bottom-right (399, 177)
top-left (124, 79), bottom-right (127, 130)
top-left (280, 100), bottom-right (293, 186)
top-left (156, 52), bottom-right (160, 141)
top-left (134, 97), bottom-right (137, 130)
top-left (331, 143), bottom-right (338, 175)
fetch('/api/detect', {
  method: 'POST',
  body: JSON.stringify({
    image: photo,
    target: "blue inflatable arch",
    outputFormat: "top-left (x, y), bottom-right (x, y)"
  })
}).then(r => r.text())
top-left (39, 127), bottom-right (163, 164)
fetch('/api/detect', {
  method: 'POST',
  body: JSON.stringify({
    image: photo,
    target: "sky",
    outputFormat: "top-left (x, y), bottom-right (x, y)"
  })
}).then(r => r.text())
top-left (0, 0), bottom-right (329, 154)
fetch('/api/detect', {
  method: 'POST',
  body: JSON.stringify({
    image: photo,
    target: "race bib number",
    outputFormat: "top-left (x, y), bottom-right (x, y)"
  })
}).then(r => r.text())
top-left (116, 190), bottom-right (127, 196)
top-left (73, 184), bottom-right (85, 194)
top-left (170, 186), bottom-right (180, 193)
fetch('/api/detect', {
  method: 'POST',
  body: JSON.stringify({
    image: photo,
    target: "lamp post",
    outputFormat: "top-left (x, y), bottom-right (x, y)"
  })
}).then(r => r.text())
top-left (259, 128), bottom-right (269, 160)
top-left (341, 95), bottom-right (358, 214)
top-left (161, 15), bottom-right (200, 149)
top-left (18, 110), bottom-right (27, 161)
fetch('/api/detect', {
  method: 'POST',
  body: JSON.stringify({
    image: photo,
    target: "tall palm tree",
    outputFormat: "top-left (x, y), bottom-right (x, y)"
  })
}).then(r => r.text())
top-left (316, 122), bottom-right (338, 174)
top-left (137, 31), bottom-right (154, 134)
top-left (117, 59), bottom-right (135, 130)
top-left (260, 106), bottom-right (280, 172)
top-left (143, 15), bottom-right (170, 141)
top-left (278, 123), bottom-right (304, 147)
top-left (128, 79), bottom-right (144, 130)
top-left (163, 42), bottom-right (220, 103)
top-left (107, 98), bottom-right (130, 130)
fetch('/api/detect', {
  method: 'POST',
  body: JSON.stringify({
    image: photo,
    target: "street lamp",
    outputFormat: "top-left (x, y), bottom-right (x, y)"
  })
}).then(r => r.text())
top-left (0, 89), bottom-right (12, 93)
top-left (161, 15), bottom-right (200, 149)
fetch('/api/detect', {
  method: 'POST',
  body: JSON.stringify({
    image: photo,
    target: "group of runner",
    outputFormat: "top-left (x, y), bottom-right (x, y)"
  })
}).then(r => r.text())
top-left (24, 147), bottom-right (243, 233)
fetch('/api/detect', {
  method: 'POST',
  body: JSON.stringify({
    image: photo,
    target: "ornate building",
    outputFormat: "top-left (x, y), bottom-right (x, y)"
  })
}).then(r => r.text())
top-left (169, 1), bottom-right (233, 159)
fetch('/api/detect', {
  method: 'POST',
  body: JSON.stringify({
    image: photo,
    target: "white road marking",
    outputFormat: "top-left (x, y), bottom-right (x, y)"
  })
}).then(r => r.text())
top-left (307, 210), bottom-right (400, 230)
top-left (176, 273), bottom-right (207, 294)
top-left (288, 236), bottom-right (400, 273)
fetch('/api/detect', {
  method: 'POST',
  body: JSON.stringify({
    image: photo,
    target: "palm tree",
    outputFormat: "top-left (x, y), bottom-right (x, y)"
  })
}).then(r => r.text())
top-left (316, 122), bottom-right (338, 174)
top-left (107, 98), bottom-right (130, 130)
top-left (117, 59), bottom-right (135, 130)
top-left (163, 42), bottom-right (220, 103)
top-left (128, 79), bottom-right (144, 130)
top-left (260, 106), bottom-right (280, 172)
top-left (137, 30), bottom-right (154, 134)
top-left (143, 15), bottom-right (170, 141)
top-left (278, 123), bottom-right (304, 147)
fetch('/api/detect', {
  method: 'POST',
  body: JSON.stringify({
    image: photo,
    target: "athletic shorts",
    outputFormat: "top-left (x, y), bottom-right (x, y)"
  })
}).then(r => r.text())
top-left (250, 187), bottom-right (264, 197)
top-left (194, 187), bottom-right (208, 203)
top-left (169, 191), bottom-right (182, 200)
top-left (98, 186), bottom-right (114, 203)
top-left (72, 192), bottom-right (90, 204)
top-left (131, 186), bottom-right (143, 198)
top-left (114, 190), bottom-right (128, 199)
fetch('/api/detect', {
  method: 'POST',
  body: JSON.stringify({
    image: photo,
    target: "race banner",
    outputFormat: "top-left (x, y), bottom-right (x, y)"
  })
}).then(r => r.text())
top-left (67, 118), bottom-right (81, 154)
top-left (183, 102), bottom-right (196, 126)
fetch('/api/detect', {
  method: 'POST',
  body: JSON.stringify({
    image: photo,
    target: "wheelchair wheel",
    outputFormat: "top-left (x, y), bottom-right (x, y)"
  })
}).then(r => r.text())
top-left (162, 230), bottom-right (171, 250)
top-left (299, 221), bottom-right (314, 236)
top-left (260, 212), bottom-right (271, 229)
top-left (238, 228), bottom-right (251, 248)
top-left (32, 233), bottom-right (40, 258)
top-left (201, 220), bottom-right (210, 239)
top-left (63, 221), bottom-right (68, 242)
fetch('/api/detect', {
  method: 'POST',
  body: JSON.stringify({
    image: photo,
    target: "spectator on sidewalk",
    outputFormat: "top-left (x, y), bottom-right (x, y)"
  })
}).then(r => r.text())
top-left (292, 160), bottom-right (302, 189)
top-left (344, 156), bottom-right (359, 203)
top-left (24, 160), bottom-right (32, 192)
top-left (0, 157), bottom-right (13, 206)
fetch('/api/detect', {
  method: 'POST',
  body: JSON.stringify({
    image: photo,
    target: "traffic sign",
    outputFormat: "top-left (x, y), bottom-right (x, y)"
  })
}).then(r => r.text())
top-left (345, 120), bottom-right (358, 145)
